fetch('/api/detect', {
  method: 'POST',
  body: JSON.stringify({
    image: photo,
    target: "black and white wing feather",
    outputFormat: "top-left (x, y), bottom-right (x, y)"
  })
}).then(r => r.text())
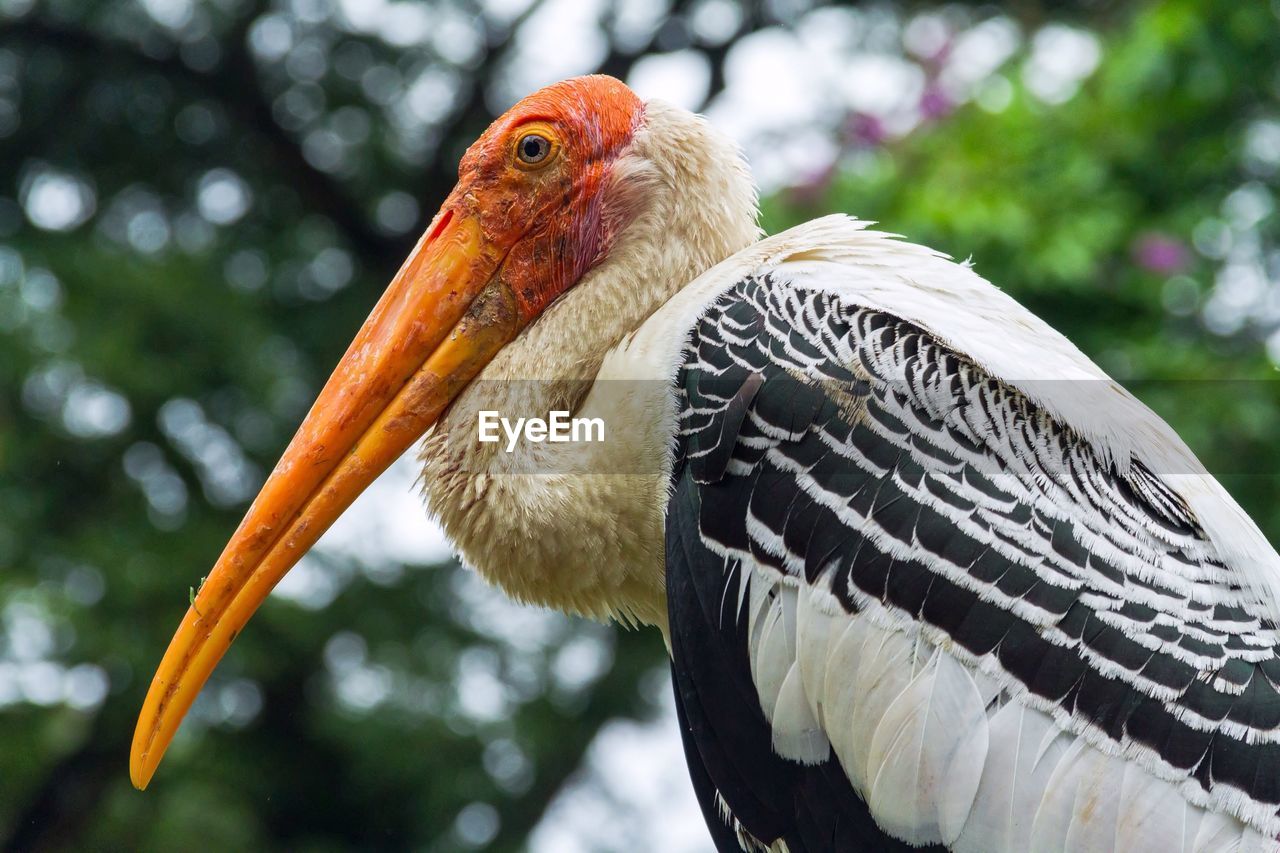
top-left (661, 219), bottom-right (1280, 853)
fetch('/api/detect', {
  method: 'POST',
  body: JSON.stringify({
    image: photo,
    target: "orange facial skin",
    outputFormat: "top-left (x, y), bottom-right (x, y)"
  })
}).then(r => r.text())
top-left (129, 75), bottom-right (645, 790)
top-left (452, 75), bottom-right (643, 321)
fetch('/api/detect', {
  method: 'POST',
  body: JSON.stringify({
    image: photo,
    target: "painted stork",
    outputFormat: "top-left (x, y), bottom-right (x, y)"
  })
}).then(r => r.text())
top-left (130, 75), bottom-right (1280, 852)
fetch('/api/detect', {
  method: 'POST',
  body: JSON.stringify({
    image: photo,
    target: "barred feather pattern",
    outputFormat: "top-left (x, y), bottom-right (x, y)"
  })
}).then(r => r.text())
top-left (667, 273), bottom-right (1280, 851)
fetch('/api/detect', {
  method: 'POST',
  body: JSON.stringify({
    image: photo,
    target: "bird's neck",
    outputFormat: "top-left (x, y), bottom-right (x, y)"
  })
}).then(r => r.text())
top-left (420, 100), bottom-right (760, 629)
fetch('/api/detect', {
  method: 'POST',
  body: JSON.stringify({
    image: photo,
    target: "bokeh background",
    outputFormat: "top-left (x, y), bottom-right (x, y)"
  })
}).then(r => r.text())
top-left (1, 0), bottom-right (1279, 850)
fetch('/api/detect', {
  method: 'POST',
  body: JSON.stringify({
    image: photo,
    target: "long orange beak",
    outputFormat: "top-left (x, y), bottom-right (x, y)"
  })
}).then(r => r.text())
top-left (130, 206), bottom-right (521, 790)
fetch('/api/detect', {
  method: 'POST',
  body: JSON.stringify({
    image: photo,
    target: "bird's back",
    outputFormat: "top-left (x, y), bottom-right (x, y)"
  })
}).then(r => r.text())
top-left (655, 218), bottom-right (1280, 852)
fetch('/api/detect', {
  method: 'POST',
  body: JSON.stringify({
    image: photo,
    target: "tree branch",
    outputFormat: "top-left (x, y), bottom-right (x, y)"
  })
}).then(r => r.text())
top-left (0, 10), bottom-right (396, 267)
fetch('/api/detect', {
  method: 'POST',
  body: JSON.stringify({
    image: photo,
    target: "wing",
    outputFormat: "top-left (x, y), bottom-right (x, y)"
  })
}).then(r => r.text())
top-left (665, 267), bottom-right (1280, 853)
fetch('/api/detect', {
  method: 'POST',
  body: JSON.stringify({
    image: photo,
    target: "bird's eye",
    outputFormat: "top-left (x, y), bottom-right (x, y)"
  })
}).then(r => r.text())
top-left (516, 133), bottom-right (552, 165)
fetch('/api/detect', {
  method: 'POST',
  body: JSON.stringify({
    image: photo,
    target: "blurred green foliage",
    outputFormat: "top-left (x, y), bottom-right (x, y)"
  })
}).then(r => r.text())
top-left (0, 0), bottom-right (1278, 850)
top-left (767, 0), bottom-right (1280, 539)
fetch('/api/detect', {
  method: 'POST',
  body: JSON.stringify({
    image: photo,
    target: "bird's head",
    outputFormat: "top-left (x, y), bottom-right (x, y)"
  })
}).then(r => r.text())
top-left (439, 74), bottom-right (647, 324)
top-left (129, 75), bottom-right (755, 790)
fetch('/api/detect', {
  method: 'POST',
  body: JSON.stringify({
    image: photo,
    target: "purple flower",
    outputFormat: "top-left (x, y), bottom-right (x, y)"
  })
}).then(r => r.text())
top-left (1132, 232), bottom-right (1191, 275)
top-left (843, 113), bottom-right (886, 148)
top-left (919, 85), bottom-right (953, 121)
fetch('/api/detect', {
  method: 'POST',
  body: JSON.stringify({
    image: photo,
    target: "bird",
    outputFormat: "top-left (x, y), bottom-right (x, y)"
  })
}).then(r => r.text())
top-left (130, 75), bottom-right (1280, 852)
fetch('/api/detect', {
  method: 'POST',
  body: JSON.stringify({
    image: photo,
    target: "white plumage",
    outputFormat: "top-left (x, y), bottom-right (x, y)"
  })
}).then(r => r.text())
top-left (634, 215), bottom-right (1280, 628)
top-left (631, 214), bottom-right (1280, 849)
top-left (722, 564), bottom-right (1266, 850)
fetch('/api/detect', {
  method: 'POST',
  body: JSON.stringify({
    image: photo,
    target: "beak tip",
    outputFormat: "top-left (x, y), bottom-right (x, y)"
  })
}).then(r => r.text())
top-left (129, 726), bottom-right (160, 791)
top-left (129, 759), bottom-right (152, 791)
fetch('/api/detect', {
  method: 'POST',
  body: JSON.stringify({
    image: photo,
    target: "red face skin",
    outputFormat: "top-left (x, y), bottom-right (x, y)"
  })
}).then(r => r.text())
top-left (449, 75), bottom-right (644, 321)
top-left (128, 75), bottom-right (647, 791)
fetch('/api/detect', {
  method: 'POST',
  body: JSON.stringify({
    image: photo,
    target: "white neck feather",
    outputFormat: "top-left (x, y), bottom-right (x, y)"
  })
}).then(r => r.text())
top-left (419, 100), bottom-right (760, 628)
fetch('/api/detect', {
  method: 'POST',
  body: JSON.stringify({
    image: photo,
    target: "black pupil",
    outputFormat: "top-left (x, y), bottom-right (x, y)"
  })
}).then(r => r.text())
top-left (521, 135), bottom-right (546, 161)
